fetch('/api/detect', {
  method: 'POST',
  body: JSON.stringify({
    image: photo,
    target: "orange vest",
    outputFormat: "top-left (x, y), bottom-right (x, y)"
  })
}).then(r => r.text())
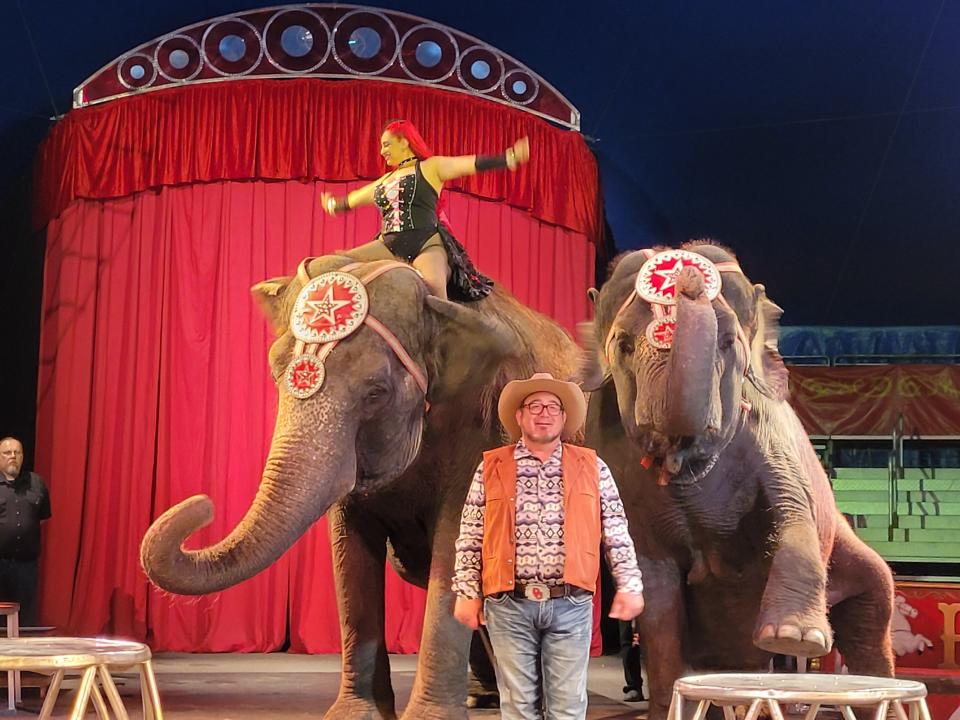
top-left (480, 443), bottom-right (601, 596)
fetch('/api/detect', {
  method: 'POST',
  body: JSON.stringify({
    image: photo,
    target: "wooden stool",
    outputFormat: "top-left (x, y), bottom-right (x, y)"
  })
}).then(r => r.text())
top-left (0, 601), bottom-right (20, 709)
top-left (669, 673), bottom-right (930, 720)
top-left (0, 637), bottom-right (163, 719)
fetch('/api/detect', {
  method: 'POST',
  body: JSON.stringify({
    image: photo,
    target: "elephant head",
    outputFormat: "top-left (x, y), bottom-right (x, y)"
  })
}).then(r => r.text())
top-left (141, 255), bottom-right (515, 595)
top-left (585, 241), bottom-right (786, 482)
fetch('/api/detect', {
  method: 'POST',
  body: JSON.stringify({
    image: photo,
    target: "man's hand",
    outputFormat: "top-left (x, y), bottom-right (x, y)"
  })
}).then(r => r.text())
top-left (608, 591), bottom-right (644, 621)
top-left (454, 597), bottom-right (485, 630)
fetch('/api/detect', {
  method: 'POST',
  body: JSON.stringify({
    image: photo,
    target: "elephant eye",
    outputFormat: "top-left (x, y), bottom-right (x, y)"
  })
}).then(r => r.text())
top-left (617, 333), bottom-right (635, 356)
top-left (719, 333), bottom-right (736, 351)
top-left (366, 384), bottom-right (389, 400)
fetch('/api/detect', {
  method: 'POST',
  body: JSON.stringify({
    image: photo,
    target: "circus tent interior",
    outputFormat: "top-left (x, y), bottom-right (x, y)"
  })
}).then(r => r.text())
top-left (0, 1), bottom-right (958, 718)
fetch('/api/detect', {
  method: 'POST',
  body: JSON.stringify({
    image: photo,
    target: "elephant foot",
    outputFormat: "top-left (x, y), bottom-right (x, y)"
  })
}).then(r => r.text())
top-left (324, 696), bottom-right (396, 720)
top-left (754, 610), bottom-right (833, 657)
top-left (466, 688), bottom-right (500, 709)
top-left (400, 698), bottom-right (468, 720)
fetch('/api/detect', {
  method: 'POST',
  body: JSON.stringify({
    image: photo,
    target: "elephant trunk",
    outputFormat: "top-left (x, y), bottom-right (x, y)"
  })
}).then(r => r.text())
top-left (663, 267), bottom-right (719, 437)
top-left (140, 431), bottom-right (356, 595)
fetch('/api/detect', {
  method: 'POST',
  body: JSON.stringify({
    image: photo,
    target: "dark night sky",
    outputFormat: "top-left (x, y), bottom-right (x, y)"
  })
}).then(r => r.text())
top-left (1, 0), bottom-right (959, 444)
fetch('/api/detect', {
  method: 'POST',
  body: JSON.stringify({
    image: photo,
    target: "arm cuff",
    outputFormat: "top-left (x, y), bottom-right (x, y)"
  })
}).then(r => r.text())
top-left (475, 153), bottom-right (509, 171)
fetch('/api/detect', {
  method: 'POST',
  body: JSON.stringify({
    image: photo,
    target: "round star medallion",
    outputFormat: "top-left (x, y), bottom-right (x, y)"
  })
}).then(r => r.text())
top-left (290, 271), bottom-right (369, 344)
top-left (284, 354), bottom-right (326, 399)
top-left (646, 318), bottom-right (677, 350)
top-left (635, 250), bottom-right (722, 305)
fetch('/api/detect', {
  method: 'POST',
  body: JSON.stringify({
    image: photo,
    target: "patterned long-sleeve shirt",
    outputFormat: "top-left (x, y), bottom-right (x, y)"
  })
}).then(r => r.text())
top-left (452, 440), bottom-right (644, 599)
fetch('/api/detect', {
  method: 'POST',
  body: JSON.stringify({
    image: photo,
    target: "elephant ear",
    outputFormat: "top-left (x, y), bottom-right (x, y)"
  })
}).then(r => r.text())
top-left (251, 276), bottom-right (293, 335)
top-left (578, 287), bottom-right (610, 392)
top-left (578, 321), bottom-right (610, 392)
top-left (749, 284), bottom-right (789, 401)
top-left (424, 296), bottom-right (518, 404)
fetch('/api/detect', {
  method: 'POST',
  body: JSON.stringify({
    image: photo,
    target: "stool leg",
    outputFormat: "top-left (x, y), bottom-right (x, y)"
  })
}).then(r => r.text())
top-left (139, 661), bottom-right (163, 720)
top-left (90, 681), bottom-right (110, 719)
top-left (668, 688), bottom-right (684, 720)
top-left (39, 669), bottom-right (65, 720)
top-left (723, 705), bottom-right (737, 720)
top-left (5, 669), bottom-right (13, 711)
top-left (70, 666), bottom-right (98, 720)
top-left (893, 702), bottom-right (909, 720)
top-left (874, 700), bottom-right (890, 720)
top-left (804, 703), bottom-right (822, 720)
top-left (768, 699), bottom-right (786, 720)
top-left (97, 666), bottom-right (129, 720)
top-left (917, 699), bottom-right (932, 720)
top-left (9, 609), bottom-right (19, 704)
top-left (692, 700), bottom-right (710, 720)
top-left (744, 699), bottom-right (764, 720)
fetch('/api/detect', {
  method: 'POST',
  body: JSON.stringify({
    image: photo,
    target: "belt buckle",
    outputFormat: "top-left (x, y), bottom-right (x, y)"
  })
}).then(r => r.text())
top-left (523, 583), bottom-right (551, 602)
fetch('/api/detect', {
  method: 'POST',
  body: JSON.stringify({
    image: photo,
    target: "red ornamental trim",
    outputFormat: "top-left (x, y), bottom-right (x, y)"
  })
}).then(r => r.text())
top-left (635, 249), bottom-right (722, 305)
top-left (646, 318), bottom-right (676, 350)
top-left (290, 271), bottom-right (368, 344)
top-left (284, 354), bottom-right (326, 399)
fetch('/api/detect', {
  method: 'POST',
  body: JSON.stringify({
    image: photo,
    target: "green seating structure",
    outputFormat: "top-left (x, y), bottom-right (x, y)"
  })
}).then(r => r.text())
top-left (833, 467), bottom-right (960, 562)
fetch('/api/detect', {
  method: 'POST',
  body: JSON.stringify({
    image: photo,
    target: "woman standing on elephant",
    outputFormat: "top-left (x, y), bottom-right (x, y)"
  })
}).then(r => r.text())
top-left (320, 119), bottom-right (529, 301)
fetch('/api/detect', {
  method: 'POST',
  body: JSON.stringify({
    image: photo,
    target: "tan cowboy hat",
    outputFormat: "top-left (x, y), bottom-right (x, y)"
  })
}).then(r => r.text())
top-left (497, 373), bottom-right (587, 442)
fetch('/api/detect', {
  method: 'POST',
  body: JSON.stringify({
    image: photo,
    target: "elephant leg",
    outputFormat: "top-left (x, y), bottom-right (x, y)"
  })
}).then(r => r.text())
top-left (826, 519), bottom-right (895, 676)
top-left (399, 501), bottom-right (472, 720)
top-left (637, 558), bottom-right (686, 720)
top-left (324, 501), bottom-right (396, 720)
top-left (755, 521), bottom-right (832, 658)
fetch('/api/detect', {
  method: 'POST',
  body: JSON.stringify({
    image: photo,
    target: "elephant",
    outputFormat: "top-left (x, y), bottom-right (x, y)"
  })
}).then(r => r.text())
top-left (583, 240), bottom-right (895, 720)
top-left (140, 253), bottom-right (582, 720)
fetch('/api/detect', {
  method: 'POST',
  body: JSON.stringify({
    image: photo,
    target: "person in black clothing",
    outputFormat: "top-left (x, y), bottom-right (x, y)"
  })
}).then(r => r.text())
top-left (620, 619), bottom-right (645, 702)
top-left (321, 119), bottom-right (529, 301)
top-left (0, 437), bottom-right (51, 626)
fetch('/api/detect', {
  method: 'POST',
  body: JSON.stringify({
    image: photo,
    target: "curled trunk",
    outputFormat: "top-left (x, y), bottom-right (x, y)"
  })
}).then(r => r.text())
top-left (140, 439), bottom-right (356, 595)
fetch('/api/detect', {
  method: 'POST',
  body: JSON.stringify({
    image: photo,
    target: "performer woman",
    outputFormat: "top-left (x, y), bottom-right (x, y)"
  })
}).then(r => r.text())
top-left (321, 119), bottom-right (529, 301)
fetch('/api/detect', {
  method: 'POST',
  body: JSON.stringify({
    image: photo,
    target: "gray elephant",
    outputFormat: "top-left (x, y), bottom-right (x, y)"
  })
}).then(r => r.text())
top-left (141, 254), bottom-right (582, 719)
top-left (583, 241), bottom-right (894, 719)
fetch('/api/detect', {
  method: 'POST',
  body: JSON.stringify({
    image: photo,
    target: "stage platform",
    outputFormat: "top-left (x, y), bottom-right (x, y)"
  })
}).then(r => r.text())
top-left (10, 652), bottom-right (647, 719)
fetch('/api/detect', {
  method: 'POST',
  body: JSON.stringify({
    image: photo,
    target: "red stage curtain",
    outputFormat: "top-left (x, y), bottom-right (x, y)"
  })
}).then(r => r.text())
top-left (36, 179), bottom-right (595, 652)
top-left (789, 365), bottom-right (960, 437)
top-left (33, 79), bottom-right (601, 241)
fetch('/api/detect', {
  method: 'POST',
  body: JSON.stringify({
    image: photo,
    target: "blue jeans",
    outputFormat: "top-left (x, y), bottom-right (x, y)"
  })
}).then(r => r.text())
top-left (483, 590), bottom-right (594, 719)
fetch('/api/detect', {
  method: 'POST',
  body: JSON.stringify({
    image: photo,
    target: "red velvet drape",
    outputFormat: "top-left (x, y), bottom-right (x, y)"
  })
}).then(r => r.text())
top-left (36, 179), bottom-right (596, 652)
top-left (33, 79), bottom-right (601, 241)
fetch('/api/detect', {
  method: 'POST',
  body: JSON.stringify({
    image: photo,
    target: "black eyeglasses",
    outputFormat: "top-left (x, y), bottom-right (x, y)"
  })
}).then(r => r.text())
top-left (521, 401), bottom-right (564, 417)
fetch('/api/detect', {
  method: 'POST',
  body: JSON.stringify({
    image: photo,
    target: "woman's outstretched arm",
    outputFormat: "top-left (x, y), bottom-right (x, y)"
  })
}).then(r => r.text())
top-left (423, 137), bottom-right (530, 186)
top-left (320, 175), bottom-right (387, 217)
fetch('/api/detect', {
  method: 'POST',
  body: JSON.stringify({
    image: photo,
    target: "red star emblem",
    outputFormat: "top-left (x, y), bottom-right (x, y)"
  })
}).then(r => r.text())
top-left (303, 284), bottom-right (354, 329)
top-left (290, 271), bottom-right (369, 344)
top-left (646, 319), bottom-right (676, 350)
top-left (284, 355), bottom-right (326, 399)
top-left (636, 250), bottom-right (721, 304)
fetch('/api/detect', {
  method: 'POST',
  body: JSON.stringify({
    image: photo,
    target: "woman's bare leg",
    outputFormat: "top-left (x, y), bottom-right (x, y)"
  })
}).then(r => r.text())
top-left (413, 245), bottom-right (450, 300)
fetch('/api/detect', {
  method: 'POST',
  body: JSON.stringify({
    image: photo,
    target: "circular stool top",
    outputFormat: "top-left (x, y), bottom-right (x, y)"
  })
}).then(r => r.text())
top-left (675, 674), bottom-right (928, 703)
top-left (0, 637), bottom-right (152, 669)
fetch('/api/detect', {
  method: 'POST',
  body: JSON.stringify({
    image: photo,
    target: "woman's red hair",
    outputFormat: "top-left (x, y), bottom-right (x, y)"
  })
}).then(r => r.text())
top-left (383, 120), bottom-right (434, 162)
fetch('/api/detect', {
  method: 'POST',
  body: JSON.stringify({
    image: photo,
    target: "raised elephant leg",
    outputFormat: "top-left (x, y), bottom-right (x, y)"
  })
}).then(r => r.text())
top-left (400, 499), bottom-right (472, 720)
top-left (324, 500), bottom-right (397, 720)
top-left (826, 518), bottom-right (895, 676)
top-left (637, 558), bottom-right (687, 720)
top-left (755, 520), bottom-right (832, 657)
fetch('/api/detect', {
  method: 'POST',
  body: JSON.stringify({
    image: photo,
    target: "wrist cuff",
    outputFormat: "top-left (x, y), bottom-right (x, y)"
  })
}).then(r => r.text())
top-left (475, 153), bottom-right (509, 171)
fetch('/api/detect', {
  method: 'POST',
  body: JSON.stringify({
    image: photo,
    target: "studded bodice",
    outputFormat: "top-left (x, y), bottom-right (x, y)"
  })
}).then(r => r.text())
top-left (373, 162), bottom-right (439, 234)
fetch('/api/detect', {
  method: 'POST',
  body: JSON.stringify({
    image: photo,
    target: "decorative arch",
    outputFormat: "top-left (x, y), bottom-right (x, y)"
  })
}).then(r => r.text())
top-left (74, 4), bottom-right (581, 129)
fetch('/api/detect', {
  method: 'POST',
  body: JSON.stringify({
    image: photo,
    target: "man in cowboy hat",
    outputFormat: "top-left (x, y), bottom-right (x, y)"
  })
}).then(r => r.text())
top-left (452, 373), bottom-right (644, 719)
